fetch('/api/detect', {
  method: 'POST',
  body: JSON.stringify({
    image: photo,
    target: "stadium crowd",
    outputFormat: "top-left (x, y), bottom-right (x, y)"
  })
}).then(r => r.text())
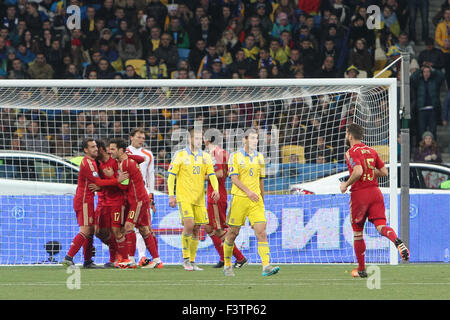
top-left (0, 0), bottom-right (449, 165)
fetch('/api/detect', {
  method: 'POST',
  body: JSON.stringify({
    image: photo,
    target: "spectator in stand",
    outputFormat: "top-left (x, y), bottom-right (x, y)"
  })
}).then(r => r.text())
top-left (308, 136), bottom-right (335, 164)
top-left (409, 0), bottom-right (429, 44)
top-left (28, 52), bottom-right (54, 79)
top-left (381, 5), bottom-right (401, 38)
top-left (242, 34), bottom-right (260, 62)
top-left (219, 29), bottom-right (241, 59)
top-left (435, 8), bottom-right (450, 86)
top-left (15, 43), bottom-right (35, 67)
top-left (8, 58), bottom-right (29, 79)
top-left (44, 39), bottom-right (64, 78)
top-left (348, 38), bottom-right (373, 77)
top-left (83, 51), bottom-right (102, 78)
top-left (54, 123), bottom-right (74, 157)
top-left (146, 0), bottom-right (168, 29)
top-left (192, 15), bottom-right (220, 46)
top-left (418, 38), bottom-right (445, 70)
top-left (188, 38), bottom-right (207, 74)
top-left (154, 32), bottom-right (179, 74)
top-left (141, 53), bottom-right (168, 79)
top-left (63, 63), bottom-right (82, 79)
top-left (25, 2), bottom-right (43, 36)
top-left (167, 16), bottom-right (190, 50)
top-left (124, 64), bottom-right (142, 79)
top-left (196, 43), bottom-right (225, 78)
top-left (271, 12), bottom-right (292, 40)
top-left (118, 29), bottom-right (143, 62)
top-left (210, 58), bottom-right (227, 79)
top-left (299, 37), bottom-right (317, 78)
top-left (414, 131), bottom-right (442, 163)
top-left (316, 55), bottom-right (338, 78)
top-left (269, 37), bottom-right (289, 66)
top-left (227, 48), bottom-right (256, 78)
top-left (96, 58), bottom-right (115, 79)
top-left (258, 46), bottom-right (278, 70)
top-left (410, 66), bottom-right (445, 141)
top-left (348, 14), bottom-right (375, 50)
top-left (23, 121), bottom-right (51, 154)
top-left (345, 65), bottom-right (360, 78)
top-left (396, 32), bottom-right (416, 59)
top-left (283, 47), bottom-right (302, 78)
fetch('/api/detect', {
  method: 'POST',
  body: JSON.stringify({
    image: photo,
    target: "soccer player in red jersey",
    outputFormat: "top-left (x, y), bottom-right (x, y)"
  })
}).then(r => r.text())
top-left (109, 138), bottom-right (160, 268)
top-left (62, 138), bottom-right (128, 268)
top-left (204, 137), bottom-right (247, 268)
top-left (340, 124), bottom-right (410, 278)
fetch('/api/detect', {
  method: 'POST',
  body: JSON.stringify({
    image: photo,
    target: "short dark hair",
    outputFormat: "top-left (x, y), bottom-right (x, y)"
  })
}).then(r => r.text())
top-left (109, 137), bottom-right (127, 151)
top-left (244, 128), bottom-right (258, 139)
top-left (81, 138), bottom-right (96, 151)
top-left (130, 128), bottom-right (146, 137)
top-left (346, 123), bottom-right (364, 140)
top-left (95, 139), bottom-right (107, 151)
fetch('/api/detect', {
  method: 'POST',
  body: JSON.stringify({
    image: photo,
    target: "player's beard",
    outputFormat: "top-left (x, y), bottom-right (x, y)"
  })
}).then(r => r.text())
top-left (345, 138), bottom-right (350, 149)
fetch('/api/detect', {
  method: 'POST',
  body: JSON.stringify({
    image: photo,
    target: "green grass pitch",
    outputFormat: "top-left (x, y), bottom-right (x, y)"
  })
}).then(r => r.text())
top-left (0, 264), bottom-right (449, 300)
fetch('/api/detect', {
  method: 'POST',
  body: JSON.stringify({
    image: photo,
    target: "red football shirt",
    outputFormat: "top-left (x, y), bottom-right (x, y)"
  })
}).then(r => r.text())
top-left (98, 156), bottom-right (126, 207)
top-left (345, 143), bottom-right (385, 192)
top-left (73, 157), bottom-right (118, 210)
top-left (207, 146), bottom-right (228, 204)
top-left (119, 157), bottom-right (149, 205)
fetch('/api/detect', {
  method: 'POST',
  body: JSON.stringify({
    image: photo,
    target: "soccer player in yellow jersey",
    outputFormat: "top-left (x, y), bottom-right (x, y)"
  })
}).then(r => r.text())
top-left (167, 129), bottom-right (220, 271)
top-left (223, 129), bottom-right (280, 277)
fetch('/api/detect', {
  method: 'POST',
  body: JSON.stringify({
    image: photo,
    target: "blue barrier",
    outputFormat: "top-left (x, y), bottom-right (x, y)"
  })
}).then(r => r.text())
top-left (0, 194), bottom-right (448, 264)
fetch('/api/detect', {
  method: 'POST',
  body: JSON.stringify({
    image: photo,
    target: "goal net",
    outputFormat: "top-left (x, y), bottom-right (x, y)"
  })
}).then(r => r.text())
top-left (0, 79), bottom-right (398, 265)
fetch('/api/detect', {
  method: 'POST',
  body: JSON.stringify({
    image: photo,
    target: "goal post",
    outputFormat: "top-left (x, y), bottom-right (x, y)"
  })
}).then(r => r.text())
top-left (0, 78), bottom-right (398, 265)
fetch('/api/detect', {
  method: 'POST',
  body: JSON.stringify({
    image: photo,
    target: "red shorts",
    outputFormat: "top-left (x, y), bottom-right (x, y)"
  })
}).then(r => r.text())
top-left (207, 201), bottom-right (227, 229)
top-left (126, 201), bottom-right (150, 227)
top-left (75, 202), bottom-right (95, 227)
top-left (110, 205), bottom-right (126, 228)
top-left (350, 187), bottom-right (386, 232)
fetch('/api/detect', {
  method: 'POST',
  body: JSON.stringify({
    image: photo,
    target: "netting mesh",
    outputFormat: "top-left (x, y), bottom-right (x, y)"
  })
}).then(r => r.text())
top-left (0, 81), bottom-right (395, 265)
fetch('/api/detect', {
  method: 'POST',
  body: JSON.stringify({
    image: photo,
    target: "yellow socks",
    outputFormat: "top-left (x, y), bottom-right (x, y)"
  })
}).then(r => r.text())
top-left (189, 237), bottom-right (199, 262)
top-left (258, 242), bottom-right (270, 267)
top-left (223, 241), bottom-right (234, 267)
top-left (181, 233), bottom-right (192, 260)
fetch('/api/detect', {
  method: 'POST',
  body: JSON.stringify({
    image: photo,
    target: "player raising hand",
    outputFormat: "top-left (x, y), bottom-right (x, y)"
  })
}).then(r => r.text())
top-left (341, 123), bottom-right (410, 278)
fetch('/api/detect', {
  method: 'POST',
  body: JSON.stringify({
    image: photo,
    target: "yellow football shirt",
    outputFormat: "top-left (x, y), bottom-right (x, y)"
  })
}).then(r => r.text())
top-left (228, 149), bottom-right (265, 197)
top-left (168, 147), bottom-right (216, 206)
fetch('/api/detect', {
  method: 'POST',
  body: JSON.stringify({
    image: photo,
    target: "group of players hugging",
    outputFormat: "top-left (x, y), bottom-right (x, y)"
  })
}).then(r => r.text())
top-left (61, 123), bottom-right (409, 278)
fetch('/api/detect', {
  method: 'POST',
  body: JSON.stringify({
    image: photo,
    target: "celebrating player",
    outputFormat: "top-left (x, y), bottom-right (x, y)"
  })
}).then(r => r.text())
top-left (204, 136), bottom-right (247, 269)
top-left (62, 138), bottom-right (128, 268)
top-left (90, 140), bottom-right (146, 268)
top-left (109, 138), bottom-right (160, 268)
top-left (341, 123), bottom-right (410, 278)
top-left (168, 129), bottom-right (220, 271)
top-left (127, 128), bottom-right (162, 269)
top-left (223, 129), bottom-right (279, 277)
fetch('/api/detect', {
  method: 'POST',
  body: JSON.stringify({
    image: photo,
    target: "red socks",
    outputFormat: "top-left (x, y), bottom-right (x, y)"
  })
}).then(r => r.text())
top-left (380, 226), bottom-right (398, 243)
top-left (83, 236), bottom-right (94, 262)
top-left (116, 235), bottom-right (129, 260)
top-left (143, 233), bottom-right (159, 259)
top-left (67, 232), bottom-right (87, 258)
top-left (354, 239), bottom-right (366, 271)
top-left (106, 234), bottom-right (117, 262)
top-left (125, 231), bottom-right (137, 258)
top-left (211, 234), bottom-right (224, 261)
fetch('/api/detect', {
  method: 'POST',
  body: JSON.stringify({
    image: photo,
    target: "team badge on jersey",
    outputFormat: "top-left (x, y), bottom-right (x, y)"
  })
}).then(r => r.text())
top-left (168, 165), bottom-right (173, 171)
top-left (93, 172), bottom-right (99, 177)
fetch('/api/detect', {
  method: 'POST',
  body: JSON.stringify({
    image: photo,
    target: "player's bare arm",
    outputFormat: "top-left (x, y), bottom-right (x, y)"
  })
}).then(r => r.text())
top-left (340, 165), bottom-right (363, 193)
top-left (375, 166), bottom-right (388, 177)
top-left (230, 174), bottom-right (259, 202)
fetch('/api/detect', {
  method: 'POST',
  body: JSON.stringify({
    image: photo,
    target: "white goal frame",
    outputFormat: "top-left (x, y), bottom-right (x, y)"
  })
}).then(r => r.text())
top-left (0, 78), bottom-right (398, 265)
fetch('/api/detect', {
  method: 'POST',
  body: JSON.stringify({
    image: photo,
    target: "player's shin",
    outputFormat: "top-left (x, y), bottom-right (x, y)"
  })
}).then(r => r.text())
top-left (143, 232), bottom-right (159, 260)
top-left (354, 237), bottom-right (366, 271)
top-left (181, 233), bottom-right (192, 260)
top-left (83, 235), bottom-right (94, 262)
top-left (223, 241), bottom-right (234, 267)
top-left (189, 236), bottom-right (200, 263)
top-left (257, 242), bottom-right (270, 267)
top-left (210, 233), bottom-right (224, 261)
top-left (379, 225), bottom-right (398, 243)
top-left (67, 232), bottom-right (88, 258)
top-left (106, 233), bottom-right (117, 262)
top-left (125, 230), bottom-right (137, 262)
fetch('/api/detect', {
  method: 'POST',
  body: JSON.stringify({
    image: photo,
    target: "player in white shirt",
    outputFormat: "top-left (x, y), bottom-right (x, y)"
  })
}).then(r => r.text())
top-left (127, 128), bottom-right (163, 268)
